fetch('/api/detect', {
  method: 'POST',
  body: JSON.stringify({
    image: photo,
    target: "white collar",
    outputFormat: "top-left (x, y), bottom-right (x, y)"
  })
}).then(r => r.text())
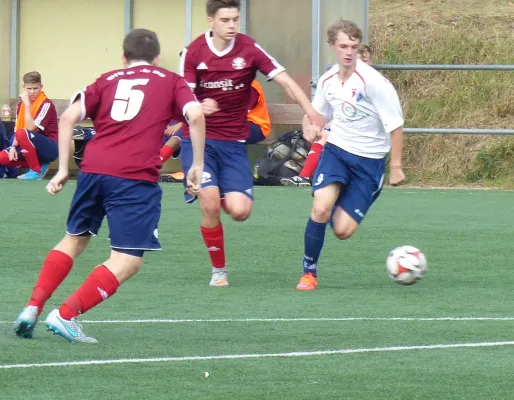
top-left (205, 30), bottom-right (235, 57)
top-left (127, 61), bottom-right (152, 68)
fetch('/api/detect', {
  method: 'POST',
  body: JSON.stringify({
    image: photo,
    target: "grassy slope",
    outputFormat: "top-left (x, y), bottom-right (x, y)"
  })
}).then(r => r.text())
top-left (370, 0), bottom-right (514, 187)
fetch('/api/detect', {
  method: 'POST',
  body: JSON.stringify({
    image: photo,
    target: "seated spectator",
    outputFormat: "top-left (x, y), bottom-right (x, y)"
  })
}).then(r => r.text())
top-left (357, 44), bottom-right (372, 65)
top-left (0, 71), bottom-right (58, 180)
top-left (0, 120), bottom-right (18, 178)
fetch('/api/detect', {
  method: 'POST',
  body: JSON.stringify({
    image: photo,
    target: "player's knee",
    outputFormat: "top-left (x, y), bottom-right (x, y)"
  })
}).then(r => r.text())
top-left (199, 191), bottom-right (222, 217)
top-left (311, 203), bottom-right (332, 223)
top-left (333, 228), bottom-right (354, 241)
top-left (201, 200), bottom-right (221, 217)
top-left (332, 222), bottom-right (357, 240)
top-left (229, 208), bottom-right (251, 221)
top-left (14, 129), bottom-right (26, 142)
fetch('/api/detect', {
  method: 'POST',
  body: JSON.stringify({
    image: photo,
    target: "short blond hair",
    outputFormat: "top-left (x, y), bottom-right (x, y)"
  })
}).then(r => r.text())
top-left (357, 44), bottom-right (371, 56)
top-left (22, 71), bottom-right (42, 84)
top-left (327, 19), bottom-right (362, 45)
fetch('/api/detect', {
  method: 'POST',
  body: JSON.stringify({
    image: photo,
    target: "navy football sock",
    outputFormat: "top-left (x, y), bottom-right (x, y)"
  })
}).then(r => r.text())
top-left (303, 218), bottom-right (327, 277)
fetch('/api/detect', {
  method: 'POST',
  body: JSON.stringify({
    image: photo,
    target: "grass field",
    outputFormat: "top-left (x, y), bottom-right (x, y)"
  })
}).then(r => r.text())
top-left (1, 181), bottom-right (514, 399)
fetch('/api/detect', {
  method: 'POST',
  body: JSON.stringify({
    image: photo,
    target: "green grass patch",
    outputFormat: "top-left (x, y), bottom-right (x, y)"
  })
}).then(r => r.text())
top-left (1, 181), bottom-right (514, 399)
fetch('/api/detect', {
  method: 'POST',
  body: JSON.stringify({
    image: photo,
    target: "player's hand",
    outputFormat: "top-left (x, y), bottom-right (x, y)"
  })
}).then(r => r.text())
top-left (46, 169), bottom-right (69, 195)
top-left (19, 91), bottom-right (30, 105)
top-left (165, 123), bottom-right (181, 136)
top-left (201, 98), bottom-right (220, 115)
top-left (186, 165), bottom-right (203, 196)
top-left (303, 124), bottom-right (321, 142)
top-left (389, 166), bottom-right (405, 186)
top-left (8, 146), bottom-right (18, 161)
top-left (306, 110), bottom-right (325, 129)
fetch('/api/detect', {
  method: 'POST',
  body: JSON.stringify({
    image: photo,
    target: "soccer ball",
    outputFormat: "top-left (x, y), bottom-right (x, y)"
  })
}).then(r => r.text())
top-left (386, 246), bottom-right (427, 285)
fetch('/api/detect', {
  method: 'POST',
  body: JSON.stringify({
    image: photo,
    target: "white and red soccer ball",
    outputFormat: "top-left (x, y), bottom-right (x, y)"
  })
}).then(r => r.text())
top-left (386, 246), bottom-right (427, 285)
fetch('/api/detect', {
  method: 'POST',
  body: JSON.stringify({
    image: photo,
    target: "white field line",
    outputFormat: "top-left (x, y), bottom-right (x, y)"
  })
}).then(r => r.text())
top-left (1, 341), bottom-right (514, 370)
top-left (2, 316), bottom-right (514, 324)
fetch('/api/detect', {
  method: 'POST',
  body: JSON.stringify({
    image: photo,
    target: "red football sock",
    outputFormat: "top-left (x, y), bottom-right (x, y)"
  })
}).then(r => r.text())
top-left (201, 224), bottom-right (226, 268)
top-left (160, 145), bottom-right (174, 163)
top-left (59, 265), bottom-right (119, 320)
top-left (0, 150), bottom-right (28, 168)
top-left (27, 250), bottom-right (74, 314)
top-left (300, 142), bottom-right (324, 178)
top-left (15, 129), bottom-right (40, 172)
top-left (0, 151), bottom-right (11, 166)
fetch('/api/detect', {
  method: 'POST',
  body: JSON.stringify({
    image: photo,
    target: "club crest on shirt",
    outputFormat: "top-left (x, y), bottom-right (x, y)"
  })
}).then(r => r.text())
top-left (232, 57), bottom-right (246, 70)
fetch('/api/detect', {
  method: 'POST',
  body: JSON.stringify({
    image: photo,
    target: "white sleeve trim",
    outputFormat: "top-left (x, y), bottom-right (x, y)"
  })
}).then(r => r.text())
top-left (267, 67), bottom-right (286, 81)
top-left (70, 90), bottom-right (87, 121)
top-left (179, 48), bottom-right (187, 77)
top-left (34, 102), bottom-right (50, 129)
top-left (182, 101), bottom-right (201, 122)
top-left (253, 43), bottom-right (287, 81)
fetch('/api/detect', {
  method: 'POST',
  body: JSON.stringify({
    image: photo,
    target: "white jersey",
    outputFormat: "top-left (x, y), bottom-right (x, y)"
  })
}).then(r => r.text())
top-left (312, 60), bottom-right (404, 159)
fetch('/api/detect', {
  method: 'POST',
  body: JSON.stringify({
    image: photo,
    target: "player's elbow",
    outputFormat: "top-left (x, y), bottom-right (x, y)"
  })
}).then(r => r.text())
top-left (60, 104), bottom-right (82, 126)
top-left (186, 105), bottom-right (204, 126)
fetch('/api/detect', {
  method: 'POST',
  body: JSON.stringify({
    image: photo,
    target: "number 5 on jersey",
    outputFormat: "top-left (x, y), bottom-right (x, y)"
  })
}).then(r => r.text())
top-left (111, 79), bottom-right (150, 121)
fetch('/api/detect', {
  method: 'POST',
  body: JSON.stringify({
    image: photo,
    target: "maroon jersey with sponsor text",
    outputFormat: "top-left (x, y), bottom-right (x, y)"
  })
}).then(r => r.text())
top-left (73, 63), bottom-right (199, 182)
top-left (180, 31), bottom-right (285, 141)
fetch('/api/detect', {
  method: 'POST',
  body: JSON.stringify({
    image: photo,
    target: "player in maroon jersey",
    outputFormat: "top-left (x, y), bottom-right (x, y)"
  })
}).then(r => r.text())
top-left (13, 29), bottom-right (206, 343)
top-left (179, 0), bottom-right (325, 287)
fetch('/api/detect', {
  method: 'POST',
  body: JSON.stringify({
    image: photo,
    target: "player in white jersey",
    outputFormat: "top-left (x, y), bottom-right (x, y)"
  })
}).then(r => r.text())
top-left (296, 19), bottom-right (405, 291)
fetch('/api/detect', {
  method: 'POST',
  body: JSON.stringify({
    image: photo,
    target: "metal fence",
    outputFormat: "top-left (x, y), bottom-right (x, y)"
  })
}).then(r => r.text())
top-left (372, 64), bottom-right (514, 135)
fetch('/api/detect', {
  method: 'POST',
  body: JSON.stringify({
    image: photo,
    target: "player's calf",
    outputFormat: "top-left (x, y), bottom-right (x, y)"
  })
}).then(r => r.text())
top-left (103, 250), bottom-right (144, 284)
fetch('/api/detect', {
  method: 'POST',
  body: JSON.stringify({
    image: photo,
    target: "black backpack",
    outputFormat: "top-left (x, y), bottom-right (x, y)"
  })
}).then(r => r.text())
top-left (253, 129), bottom-right (311, 186)
top-left (72, 126), bottom-right (96, 168)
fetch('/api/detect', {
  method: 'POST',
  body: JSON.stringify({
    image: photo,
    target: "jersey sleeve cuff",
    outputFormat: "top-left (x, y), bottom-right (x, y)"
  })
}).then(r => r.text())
top-left (384, 117), bottom-right (404, 133)
top-left (267, 67), bottom-right (286, 81)
top-left (182, 101), bottom-right (201, 121)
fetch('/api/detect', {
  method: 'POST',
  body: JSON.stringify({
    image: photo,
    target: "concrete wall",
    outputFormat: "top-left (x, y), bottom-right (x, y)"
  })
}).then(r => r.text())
top-left (19, 0), bottom-right (124, 99)
top-left (0, 0), bottom-right (11, 103)
top-left (133, 0), bottom-right (186, 73)
top-left (17, 0), bottom-right (209, 98)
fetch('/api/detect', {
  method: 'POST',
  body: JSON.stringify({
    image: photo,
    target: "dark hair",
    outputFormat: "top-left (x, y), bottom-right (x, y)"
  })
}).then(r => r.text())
top-left (123, 28), bottom-right (160, 64)
top-left (327, 19), bottom-right (362, 44)
top-left (206, 0), bottom-right (240, 17)
top-left (23, 71), bottom-right (42, 84)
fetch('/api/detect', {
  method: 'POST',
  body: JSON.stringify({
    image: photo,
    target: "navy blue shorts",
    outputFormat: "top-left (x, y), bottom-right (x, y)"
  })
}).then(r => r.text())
top-left (312, 143), bottom-right (385, 223)
top-left (66, 172), bottom-right (162, 253)
top-left (246, 122), bottom-right (266, 144)
top-left (180, 138), bottom-right (253, 203)
top-left (15, 130), bottom-right (58, 163)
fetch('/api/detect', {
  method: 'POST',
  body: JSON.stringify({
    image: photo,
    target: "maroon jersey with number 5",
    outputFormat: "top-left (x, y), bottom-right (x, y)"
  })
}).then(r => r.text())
top-left (72, 63), bottom-right (199, 182)
top-left (180, 31), bottom-right (285, 141)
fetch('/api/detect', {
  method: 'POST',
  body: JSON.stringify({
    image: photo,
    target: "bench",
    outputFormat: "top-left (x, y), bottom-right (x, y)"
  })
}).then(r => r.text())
top-left (8, 98), bottom-right (304, 173)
